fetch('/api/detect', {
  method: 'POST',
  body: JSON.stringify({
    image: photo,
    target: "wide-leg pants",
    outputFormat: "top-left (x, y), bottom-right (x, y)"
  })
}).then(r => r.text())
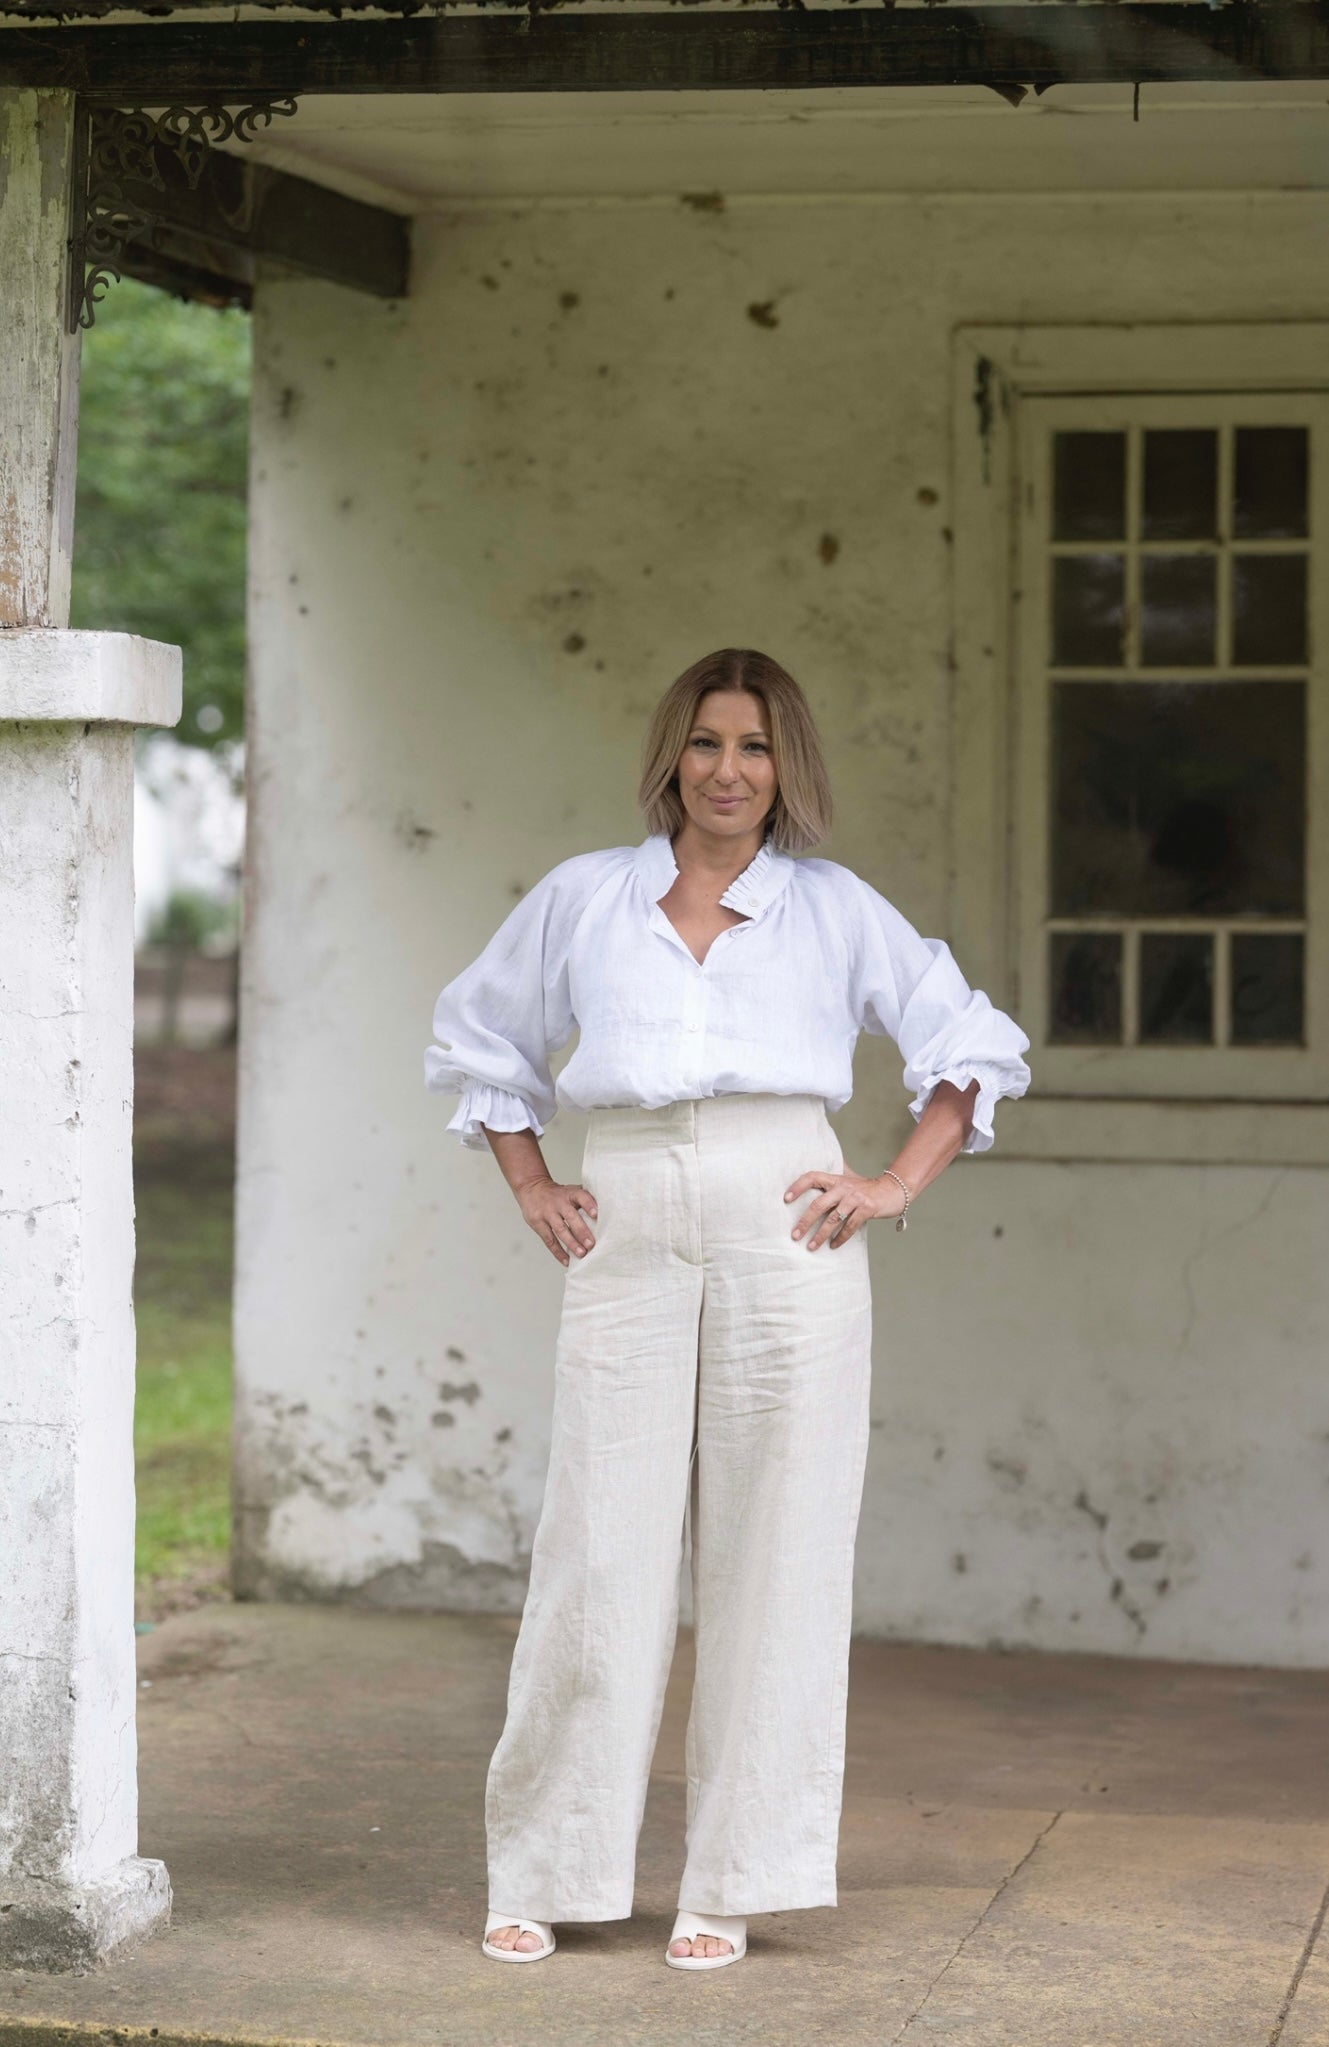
top-left (484, 1091), bottom-right (874, 1921)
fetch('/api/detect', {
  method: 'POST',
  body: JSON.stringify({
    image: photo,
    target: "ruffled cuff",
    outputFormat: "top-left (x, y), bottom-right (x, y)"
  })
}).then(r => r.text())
top-left (906, 1056), bottom-right (1031, 1155)
top-left (444, 1082), bottom-right (546, 1154)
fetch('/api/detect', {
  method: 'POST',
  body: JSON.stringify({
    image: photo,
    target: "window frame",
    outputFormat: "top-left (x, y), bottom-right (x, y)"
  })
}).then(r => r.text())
top-left (950, 323), bottom-right (1329, 1165)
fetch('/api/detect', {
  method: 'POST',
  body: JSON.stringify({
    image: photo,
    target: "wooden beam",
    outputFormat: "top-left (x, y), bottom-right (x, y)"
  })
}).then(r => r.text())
top-left (112, 138), bottom-right (410, 300)
top-left (116, 239), bottom-right (253, 310)
top-left (0, 88), bottom-right (80, 628)
top-left (2, 6), bottom-right (1328, 99)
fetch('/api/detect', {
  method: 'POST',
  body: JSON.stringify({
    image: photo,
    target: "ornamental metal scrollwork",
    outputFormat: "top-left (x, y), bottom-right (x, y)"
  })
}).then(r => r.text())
top-left (67, 98), bottom-right (300, 333)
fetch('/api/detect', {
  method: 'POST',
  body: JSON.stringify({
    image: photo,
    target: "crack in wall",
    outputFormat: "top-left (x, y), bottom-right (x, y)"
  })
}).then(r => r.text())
top-left (1178, 1171), bottom-right (1288, 1359)
top-left (1073, 1485), bottom-right (1147, 1637)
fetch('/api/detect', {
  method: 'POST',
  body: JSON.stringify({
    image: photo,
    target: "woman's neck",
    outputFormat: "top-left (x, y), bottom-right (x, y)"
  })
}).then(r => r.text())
top-left (669, 819), bottom-right (767, 894)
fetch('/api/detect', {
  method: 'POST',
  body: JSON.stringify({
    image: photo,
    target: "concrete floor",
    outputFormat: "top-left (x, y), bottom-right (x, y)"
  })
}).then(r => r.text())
top-left (3, 1604), bottom-right (1329, 2047)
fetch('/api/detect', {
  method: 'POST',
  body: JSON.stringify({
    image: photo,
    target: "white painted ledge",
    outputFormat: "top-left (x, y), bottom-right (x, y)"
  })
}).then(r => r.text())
top-left (0, 628), bottom-right (182, 726)
top-left (992, 1096), bottom-right (1329, 1167)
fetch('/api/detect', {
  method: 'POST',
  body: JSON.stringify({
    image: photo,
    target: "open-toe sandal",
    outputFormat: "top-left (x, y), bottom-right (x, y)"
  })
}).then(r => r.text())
top-left (664, 1909), bottom-right (747, 1970)
top-left (483, 1910), bottom-right (556, 1962)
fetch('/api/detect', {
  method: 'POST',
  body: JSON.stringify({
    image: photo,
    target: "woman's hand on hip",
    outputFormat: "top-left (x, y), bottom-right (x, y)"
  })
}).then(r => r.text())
top-left (515, 1174), bottom-right (598, 1267)
top-left (784, 1166), bottom-right (905, 1250)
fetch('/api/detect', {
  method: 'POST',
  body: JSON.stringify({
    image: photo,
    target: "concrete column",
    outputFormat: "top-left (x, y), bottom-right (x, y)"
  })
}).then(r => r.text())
top-left (1, 88), bottom-right (183, 1973)
top-left (0, 634), bottom-right (182, 1971)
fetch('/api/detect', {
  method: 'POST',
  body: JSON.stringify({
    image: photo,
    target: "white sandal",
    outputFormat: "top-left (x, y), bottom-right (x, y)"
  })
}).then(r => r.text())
top-left (482, 1909), bottom-right (556, 1962)
top-left (664, 1908), bottom-right (747, 1970)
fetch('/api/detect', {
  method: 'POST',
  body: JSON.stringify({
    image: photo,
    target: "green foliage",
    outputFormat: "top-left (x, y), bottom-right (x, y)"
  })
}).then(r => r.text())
top-left (148, 884), bottom-right (237, 954)
top-left (71, 278), bottom-right (251, 765)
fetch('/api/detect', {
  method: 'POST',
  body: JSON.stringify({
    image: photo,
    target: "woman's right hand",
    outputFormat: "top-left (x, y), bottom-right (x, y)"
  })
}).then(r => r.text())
top-left (515, 1175), bottom-right (598, 1267)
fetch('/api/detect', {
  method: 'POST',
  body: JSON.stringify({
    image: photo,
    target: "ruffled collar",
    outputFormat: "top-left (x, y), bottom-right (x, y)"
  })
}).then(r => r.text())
top-left (632, 828), bottom-right (797, 919)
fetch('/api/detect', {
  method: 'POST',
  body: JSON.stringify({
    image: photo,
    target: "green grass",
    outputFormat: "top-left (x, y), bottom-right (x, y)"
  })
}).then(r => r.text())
top-left (133, 1139), bottom-right (235, 1611)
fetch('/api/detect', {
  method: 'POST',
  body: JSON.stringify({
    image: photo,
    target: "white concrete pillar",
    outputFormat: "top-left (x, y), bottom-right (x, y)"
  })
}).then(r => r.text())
top-left (1, 87), bottom-right (182, 1972)
top-left (0, 634), bottom-right (182, 1971)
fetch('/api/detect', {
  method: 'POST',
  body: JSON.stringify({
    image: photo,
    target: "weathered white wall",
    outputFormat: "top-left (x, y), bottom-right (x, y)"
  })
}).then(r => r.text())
top-left (235, 186), bottom-right (1329, 1665)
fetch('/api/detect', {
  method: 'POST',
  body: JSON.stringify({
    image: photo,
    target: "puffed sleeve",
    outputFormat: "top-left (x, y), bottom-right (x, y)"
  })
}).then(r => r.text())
top-left (424, 857), bottom-right (589, 1153)
top-left (849, 876), bottom-right (1031, 1154)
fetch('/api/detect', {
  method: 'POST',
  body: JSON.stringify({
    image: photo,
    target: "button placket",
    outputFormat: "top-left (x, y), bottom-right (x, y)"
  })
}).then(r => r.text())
top-left (681, 976), bottom-right (707, 1091)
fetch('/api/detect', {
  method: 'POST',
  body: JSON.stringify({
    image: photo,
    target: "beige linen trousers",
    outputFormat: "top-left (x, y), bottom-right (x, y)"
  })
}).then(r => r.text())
top-left (485, 1090), bottom-right (874, 1922)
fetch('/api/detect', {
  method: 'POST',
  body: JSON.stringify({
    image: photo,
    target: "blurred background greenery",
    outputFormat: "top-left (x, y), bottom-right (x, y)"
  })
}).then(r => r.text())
top-left (73, 278), bottom-right (249, 1619)
top-left (72, 278), bottom-right (251, 769)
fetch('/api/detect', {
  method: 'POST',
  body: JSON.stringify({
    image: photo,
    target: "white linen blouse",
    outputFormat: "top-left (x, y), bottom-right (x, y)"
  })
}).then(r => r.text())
top-left (425, 830), bottom-right (1031, 1156)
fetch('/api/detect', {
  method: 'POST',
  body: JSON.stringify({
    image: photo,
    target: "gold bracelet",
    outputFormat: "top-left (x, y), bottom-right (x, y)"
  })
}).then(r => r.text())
top-left (879, 1168), bottom-right (912, 1233)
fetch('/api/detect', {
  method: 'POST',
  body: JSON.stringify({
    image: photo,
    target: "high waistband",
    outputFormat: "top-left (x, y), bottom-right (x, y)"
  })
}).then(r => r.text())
top-left (585, 1091), bottom-right (830, 1145)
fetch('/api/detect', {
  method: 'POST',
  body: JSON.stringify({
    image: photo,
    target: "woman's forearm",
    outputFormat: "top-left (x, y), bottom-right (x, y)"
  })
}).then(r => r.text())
top-left (481, 1124), bottom-right (598, 1265)
top-left (877, 1077), bottom-right (980, 1202)
top-left (483, 1125), bottom-right (555, 1198)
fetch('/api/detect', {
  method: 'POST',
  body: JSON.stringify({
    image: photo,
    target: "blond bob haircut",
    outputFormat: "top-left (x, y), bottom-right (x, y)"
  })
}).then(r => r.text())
top-left (638, 648), bottom-right (833, 856)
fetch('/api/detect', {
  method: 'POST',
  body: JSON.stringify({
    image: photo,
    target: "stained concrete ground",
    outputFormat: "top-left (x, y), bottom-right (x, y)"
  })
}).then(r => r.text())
top-left (3, 1604), bottom-right (1329, 2047)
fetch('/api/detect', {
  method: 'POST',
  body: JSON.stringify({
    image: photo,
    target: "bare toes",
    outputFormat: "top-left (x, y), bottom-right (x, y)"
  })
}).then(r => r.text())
top-left (489, 1923), bottom-right (534, 1951)
top-left (672, 1935), bottom-right (731, 1958)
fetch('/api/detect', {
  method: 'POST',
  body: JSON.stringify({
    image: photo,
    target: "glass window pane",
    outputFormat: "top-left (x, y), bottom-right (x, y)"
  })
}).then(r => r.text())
top-left (1053, 432), bottom-right (1126, 541)
top-left (1142, 429), bottom-right (1217, 540)
top-left (1140, 555), bottom-right (1216, 666)
top-left (1234, 427), bottom-right (1308, 540)
top-left (1230, 933), bottom-right (1305, 1046)
top-left (1050, 680), bottom-right (1305, 918)
top-left (1052, 555), bottom-right (1125, 666)
top-left (1139, 932), bottom-right (1213, 1044)
top-left (1049, 931), bottom-right (1122, 1044)
top-left (1232, 554), bottom-right (1308, 666)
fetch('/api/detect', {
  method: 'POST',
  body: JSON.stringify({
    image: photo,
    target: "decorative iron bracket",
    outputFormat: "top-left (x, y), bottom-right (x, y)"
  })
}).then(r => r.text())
top-left (66, 98), bottom-right (300, 332)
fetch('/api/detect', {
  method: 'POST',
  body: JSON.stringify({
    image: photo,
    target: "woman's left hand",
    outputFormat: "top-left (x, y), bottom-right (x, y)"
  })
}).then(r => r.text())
top-left (784, 1166), bottom-right (906, 1251)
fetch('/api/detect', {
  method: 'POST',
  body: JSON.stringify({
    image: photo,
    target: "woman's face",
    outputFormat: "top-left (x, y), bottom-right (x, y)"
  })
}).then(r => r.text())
top-left (675, 688), bottom-right (778, 839)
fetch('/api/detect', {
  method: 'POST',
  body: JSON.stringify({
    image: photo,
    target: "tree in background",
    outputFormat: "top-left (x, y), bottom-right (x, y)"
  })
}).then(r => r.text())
top-left (73, 279), bottom-right (251, 1041)
top-left (148, 886), bottom-right (240, 1047)
top-left (71, 278), bottom-right (251, 786)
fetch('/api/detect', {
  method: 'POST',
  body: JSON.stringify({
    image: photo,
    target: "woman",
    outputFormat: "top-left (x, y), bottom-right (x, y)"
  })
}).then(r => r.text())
top-left (425, 648), bottom-right (1031, 1972)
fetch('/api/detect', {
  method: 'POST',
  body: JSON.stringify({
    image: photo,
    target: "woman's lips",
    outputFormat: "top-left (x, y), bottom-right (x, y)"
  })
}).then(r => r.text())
top-left (708, 795), bottom-right (745, 808)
